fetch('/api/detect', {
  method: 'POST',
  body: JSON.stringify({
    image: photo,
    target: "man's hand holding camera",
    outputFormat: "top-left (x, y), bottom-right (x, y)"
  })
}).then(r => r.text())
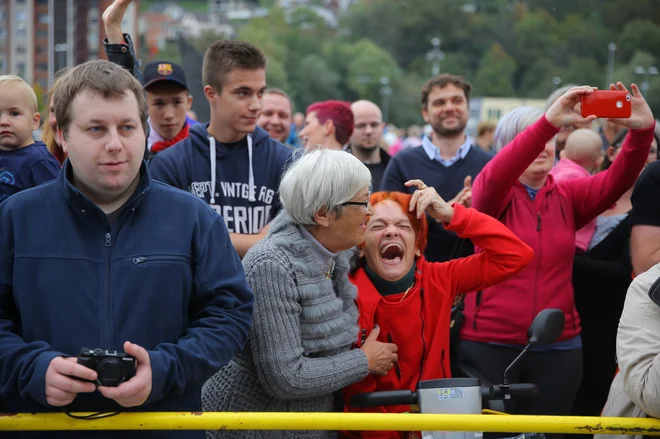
top-left (46, 341), bottom-right (152, 408)
top-left (98, 341), bottom-right (152, 407)
top-left (45, 357), bottom-right (98, 407)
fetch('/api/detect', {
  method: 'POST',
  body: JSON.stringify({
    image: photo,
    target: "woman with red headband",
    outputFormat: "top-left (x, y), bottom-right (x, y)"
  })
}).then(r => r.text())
top-left (341, 181), bottom-right (534, 439)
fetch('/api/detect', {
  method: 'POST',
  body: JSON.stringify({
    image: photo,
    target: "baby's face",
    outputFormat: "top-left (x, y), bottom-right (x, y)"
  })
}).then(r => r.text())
top-left (0, 84), bottom-right (40, 150)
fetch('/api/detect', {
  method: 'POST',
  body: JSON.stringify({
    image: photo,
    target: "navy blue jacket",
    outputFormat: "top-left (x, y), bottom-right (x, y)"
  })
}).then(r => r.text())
top-left (149, 124), bottom-right (293, 234)
top-left (0, 141), bottom-right (60, 203)
top-left (0, 162), bottom-right (254, 439)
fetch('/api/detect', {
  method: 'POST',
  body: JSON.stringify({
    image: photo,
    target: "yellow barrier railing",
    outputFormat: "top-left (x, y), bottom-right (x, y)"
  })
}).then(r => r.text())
top-left (2, 412), bottom-right (660, 435)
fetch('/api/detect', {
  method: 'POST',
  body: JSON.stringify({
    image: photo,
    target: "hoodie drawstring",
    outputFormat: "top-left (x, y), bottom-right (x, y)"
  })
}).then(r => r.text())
top-left (208, 134), bottom-right (255, 204)
top-left (208, 136), bottom-right (217, 205)
top-left (247, 134), bottom-right (256, 202)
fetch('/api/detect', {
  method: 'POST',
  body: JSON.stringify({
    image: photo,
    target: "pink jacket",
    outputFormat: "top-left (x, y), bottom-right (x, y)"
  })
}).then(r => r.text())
top-left (462, 116), bottom-right (654, 345)
top-left (549, 158), bottom-right (595, 252)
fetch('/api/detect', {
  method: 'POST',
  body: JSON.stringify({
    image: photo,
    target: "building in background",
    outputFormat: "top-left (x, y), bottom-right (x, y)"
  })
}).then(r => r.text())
top-left (0, 0), bottom-right (138, 101)
top-left (466, 97), bottom-right (546, 136)
top-left (277, 0), bottom-right (359, 12)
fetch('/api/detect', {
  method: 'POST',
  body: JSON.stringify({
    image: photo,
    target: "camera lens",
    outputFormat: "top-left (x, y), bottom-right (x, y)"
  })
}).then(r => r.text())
top-left (96, 358), bottom-right (128, 387)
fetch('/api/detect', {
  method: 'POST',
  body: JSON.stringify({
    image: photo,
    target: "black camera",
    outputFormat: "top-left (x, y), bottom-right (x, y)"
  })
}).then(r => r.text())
top-left (77, 348), bottom-right (137, 387)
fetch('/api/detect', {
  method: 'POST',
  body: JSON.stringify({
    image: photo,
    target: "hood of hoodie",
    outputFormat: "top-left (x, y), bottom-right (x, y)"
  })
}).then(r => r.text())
top-left (189, 123), bottom-right (273, 204)
top-left (148, 123), bottom-right (293, 235)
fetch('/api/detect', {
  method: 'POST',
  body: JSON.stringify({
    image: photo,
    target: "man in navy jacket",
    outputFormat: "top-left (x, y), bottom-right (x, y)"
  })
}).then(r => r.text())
top-left (0, 60), bottom-right (254, 439)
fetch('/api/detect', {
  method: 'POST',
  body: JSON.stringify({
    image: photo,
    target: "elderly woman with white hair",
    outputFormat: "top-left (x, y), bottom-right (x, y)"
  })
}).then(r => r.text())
top-left (202, 148), bottom-right (398, 439)
top-left (456, 83), bottom-right (656, 433)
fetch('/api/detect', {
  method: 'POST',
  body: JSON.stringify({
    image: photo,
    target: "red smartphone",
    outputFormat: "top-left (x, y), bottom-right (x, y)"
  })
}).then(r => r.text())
top-left (581, 90), bottom-right (631, 119)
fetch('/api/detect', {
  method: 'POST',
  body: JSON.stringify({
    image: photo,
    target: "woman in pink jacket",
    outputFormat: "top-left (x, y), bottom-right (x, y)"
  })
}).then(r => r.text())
top-left (457, 84), bottom-right (656, 435)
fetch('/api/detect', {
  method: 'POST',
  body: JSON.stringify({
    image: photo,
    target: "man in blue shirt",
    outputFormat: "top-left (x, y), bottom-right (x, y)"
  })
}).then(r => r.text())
top-left (381, 74), bottom-right (492, 262)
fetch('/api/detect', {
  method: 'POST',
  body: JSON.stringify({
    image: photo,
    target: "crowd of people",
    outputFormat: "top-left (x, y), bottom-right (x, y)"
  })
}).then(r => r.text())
top-left (2, 1), bottom-right (660, 439)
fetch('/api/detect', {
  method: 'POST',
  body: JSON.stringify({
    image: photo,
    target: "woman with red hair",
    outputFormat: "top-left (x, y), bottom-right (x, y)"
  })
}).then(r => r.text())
top-left (341, 180), bottom-right (534, 438)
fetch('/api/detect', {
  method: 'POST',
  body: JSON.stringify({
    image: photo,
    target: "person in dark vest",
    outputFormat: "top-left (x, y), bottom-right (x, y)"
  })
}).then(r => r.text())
top-left (381, 74), bottom-right (492, 262)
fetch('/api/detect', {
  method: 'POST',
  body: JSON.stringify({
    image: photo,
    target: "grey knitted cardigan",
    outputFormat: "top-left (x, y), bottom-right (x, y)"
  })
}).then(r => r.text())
top-left (202, 211), bottom-right (370, 439)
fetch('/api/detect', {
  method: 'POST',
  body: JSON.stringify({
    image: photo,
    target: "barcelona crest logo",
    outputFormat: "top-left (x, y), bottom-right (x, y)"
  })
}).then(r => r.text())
top-left (157, 63), bottom-right (173, 76)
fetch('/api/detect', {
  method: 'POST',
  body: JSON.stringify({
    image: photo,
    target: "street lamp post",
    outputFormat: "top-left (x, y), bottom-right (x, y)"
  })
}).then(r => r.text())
top-left (607, 42), bottom-right (617, 88)
top-left (635, 66), bottom-right (659, 96)
top-left (379, 77), bottom-right (392, 123)
top-left (425, 37), bottom-right (445, 77)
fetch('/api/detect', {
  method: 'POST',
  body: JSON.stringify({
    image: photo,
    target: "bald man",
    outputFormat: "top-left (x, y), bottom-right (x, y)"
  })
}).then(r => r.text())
top-left (348, 100), bottom-right (390, 190)
top-left (550, 129), bottom-right (604, 252)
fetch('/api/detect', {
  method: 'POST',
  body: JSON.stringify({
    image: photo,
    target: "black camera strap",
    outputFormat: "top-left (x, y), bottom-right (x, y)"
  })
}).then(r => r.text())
top-left (65, 412), bottom-right (121, 420)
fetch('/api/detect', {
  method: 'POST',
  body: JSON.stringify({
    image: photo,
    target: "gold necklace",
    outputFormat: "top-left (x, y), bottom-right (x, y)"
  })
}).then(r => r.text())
top-left (399, 282), bottom-right (415, 302)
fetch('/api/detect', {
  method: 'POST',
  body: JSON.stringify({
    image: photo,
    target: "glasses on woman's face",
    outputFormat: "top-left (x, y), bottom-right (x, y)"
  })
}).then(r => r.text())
top-left (340, 193), bottom-right (371, 209)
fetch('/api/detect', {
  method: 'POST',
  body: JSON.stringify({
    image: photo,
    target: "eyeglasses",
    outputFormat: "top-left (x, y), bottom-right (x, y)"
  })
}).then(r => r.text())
top-left (340, 200), bottom-right (370, 208)
top-left (339, 193), bottom-right (371, 209)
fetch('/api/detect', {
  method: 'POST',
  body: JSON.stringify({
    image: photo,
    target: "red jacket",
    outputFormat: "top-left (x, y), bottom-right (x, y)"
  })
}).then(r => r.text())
top-left (462, 115), bottom-right (655, 346)
top-left (341, 205), bottom-right (534, 439)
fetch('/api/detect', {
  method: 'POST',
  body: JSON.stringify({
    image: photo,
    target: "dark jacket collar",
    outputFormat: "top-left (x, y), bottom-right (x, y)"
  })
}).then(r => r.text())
top-left (59, 159), bottom-right (152, 224)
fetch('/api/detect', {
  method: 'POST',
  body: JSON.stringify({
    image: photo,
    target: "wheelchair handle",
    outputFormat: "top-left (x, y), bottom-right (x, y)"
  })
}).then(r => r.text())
top-left (349, 390), bottom-right (417, 408)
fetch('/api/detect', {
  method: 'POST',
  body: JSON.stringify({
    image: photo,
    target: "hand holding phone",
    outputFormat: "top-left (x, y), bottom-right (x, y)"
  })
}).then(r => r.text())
top-left (580, 90), bottom-right (632, 119)
top-left (599, 82), bottom-right (655, 131)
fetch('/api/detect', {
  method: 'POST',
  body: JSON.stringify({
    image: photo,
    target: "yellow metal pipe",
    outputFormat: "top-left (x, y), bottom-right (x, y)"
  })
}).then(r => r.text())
top-left (2, 412), bottom-right (660, 435)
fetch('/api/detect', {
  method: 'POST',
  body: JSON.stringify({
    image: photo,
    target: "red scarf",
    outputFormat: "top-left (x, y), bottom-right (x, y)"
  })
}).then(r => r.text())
top-left (150, 123), bottom-right (190, 154)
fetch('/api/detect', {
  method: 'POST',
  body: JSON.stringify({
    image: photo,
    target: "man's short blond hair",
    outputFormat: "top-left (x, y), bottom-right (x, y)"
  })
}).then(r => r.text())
top-left (0, 75), bottom-right (38, 113)
top-left (53, 60), bottom-right (147, 138)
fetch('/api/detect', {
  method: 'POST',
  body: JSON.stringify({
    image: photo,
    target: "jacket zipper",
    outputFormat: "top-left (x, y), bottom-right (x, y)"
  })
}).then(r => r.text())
top-left (440, 349), bottom-right (446, 378)
top-left (133, 255), bottom-right (189, 264)
top-left (417, 288), bottom-right (426, 388)
top-left (534, 211), bottom-right (541, 320)
top-left (387, 333), bottom-right (402, 379)
top-left (104, 232), bottom-right (112, 348)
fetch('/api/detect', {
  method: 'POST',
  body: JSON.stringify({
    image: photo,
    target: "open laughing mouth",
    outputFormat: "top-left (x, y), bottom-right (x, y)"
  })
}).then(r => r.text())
top-left (380, 243), bottom-right (404, 264)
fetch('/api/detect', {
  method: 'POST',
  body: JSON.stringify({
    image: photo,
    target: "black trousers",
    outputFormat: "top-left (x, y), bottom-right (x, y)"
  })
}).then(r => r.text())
top-left (457, 340), bottom-right (584, 439)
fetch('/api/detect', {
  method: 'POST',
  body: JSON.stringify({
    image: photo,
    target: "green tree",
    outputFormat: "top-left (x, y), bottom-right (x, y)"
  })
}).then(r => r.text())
top-left (617, 20), bottom-right (660, 63)
top-left (344, 39), bottom-right (401, 100)
top-left (600, 0), bottom-right (660, 36)
top-left (518, 58), bottom-right (561, 98)
top-left (191, 30), bottom-right (227, 54)
top-left (556, 14), bottom-right (610, 65)
top-left (407, 52), bottom-right (473, 81)
top-left (560, 57), bottom-right (605, 89)
top-left (237, 9), bottom-right (289, 62)
top-left (473, 43), bottom-right (517, 97)
top-left (147, 41), bottom-right (182, 66)
top-left (344, 0), bottom-right (470, 69)
top-left (288, 54), bottom-right (342, 109)
top-left (388, 73), bottom-right (425, 127)
top-left (265, 57), bottom-right (291, 94)
top-left (513, 9), bottom-right (559, 72)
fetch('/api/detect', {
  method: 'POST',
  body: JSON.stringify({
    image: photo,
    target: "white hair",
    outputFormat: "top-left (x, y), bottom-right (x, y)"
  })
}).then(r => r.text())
top-left (493, 107), bottom-right (544, 152)
top-left (545, 84), bottom-right (579, 110)
top-left (279, 147), bottom-right (372, 226)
